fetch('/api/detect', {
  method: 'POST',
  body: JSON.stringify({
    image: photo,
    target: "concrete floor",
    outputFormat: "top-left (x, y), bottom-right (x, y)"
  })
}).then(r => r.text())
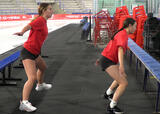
top-left (0, 24), bottom-right (158, 114)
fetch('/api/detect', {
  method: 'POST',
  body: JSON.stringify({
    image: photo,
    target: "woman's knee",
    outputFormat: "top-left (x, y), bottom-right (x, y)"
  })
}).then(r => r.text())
top-left (119, 78), bottom-right (128, 87)
top-left (27, 77), bottom-right (37, 83)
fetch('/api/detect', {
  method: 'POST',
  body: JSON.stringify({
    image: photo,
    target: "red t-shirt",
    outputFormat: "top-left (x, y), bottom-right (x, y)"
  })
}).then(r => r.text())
top-left (101, 29), bottom-right (128, 64)
top-left (24, 16), bottom-right (48, 55)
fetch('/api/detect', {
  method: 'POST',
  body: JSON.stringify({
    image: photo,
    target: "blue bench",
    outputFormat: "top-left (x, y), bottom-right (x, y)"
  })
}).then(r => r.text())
top-left (82, 22), bottom-right (90, 31)
top-left (0, 51), bottom-right (22, 86)
top-left (81, 22), bottom-right (91, 40)
top-left (80, 17), bottom-right (88, 26)
top-left (80, 19), bottom-right (87, 25)
top-left (128, 38), bottom-right (160, 112)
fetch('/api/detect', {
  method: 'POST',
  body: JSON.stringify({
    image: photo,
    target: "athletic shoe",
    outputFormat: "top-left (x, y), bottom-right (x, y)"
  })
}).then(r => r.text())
top-left (104, 92), bottom-right (113, 101)
top-left (19, 101), bottom-right (37, 112)
top-left (35, 82), bottom-right (52, 91)
top-left (107, 105), bottom-right (124, 114)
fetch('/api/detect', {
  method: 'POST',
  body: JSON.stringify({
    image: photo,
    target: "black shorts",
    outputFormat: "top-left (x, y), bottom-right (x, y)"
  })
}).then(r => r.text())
top-left (21, 48), bottom-right (39, 60)
top-left (100, 56), bottom-right (116, 71)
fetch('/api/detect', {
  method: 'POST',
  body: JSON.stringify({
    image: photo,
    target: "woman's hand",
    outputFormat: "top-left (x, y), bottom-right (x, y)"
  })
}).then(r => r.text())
top-left (13, 32), bottom-right (24, 36)
top-left (95, 59), bottom-right (100, 66)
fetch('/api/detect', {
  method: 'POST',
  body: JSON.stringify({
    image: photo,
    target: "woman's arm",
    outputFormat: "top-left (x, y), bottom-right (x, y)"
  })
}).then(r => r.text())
top-left (14, 24), bottom-right (31, 36)
top-left (118, 46), bottom-right (125, 75)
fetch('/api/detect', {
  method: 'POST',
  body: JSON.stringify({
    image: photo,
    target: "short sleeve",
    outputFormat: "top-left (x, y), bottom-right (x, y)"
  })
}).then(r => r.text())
top-left (116, 33), bottom-right (128, 52)
top-left (29, 17), bottom-right (44, 30)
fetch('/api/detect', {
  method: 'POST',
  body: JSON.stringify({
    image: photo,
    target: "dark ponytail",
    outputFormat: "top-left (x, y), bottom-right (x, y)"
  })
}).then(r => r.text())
top-left (111, 18), bottom-right (136, 40)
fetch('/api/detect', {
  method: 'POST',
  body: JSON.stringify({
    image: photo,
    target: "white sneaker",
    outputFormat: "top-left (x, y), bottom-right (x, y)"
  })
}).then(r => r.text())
top-left (19, 101), bottom-right (37, 112)
top-left (35, 82), bottom-right (52, 91)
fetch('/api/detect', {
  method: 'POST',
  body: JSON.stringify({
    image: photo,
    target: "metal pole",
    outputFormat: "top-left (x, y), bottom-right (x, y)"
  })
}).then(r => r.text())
top-left (87, 10), bottom-right (92, 42)
top-left (146, 0), bottom-right (148, 14)
top-left (95, 0), bottom-right (98, 13)
top-left (93, 0), bottom-right (95, 14)
top-left (102, 0), bottom-right (104, 8)
top-left (121, 0), bottom-right (123, 6)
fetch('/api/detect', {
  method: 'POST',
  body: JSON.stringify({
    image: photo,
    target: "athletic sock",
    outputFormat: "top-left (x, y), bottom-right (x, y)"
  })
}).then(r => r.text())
top-left (22, 100), bottom-right (29, 104)
top-left (106, 88), bottom-right (113, 95)
top-left (110, 100), bottom-right (117, 108)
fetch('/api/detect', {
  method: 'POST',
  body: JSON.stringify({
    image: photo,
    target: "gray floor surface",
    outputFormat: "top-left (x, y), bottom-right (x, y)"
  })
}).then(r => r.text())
top-left (0, 24), bottom-right (158, 114)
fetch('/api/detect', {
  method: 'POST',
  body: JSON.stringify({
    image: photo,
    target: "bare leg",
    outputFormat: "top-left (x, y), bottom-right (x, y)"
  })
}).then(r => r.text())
top-left (22, 59), bottom-right (37, 101)
top-left (109, 80), bottom-right (118, 91)
top-left (106, 65), bottom-right (128, 102)
top-left (108, 72), bottom-right (127, 91)
top-left (35, 56), bottom-right (47, 84)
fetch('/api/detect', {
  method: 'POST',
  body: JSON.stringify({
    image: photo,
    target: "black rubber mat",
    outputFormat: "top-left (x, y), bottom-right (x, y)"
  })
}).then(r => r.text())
top-left (0, 24), bottom-right (155, 114)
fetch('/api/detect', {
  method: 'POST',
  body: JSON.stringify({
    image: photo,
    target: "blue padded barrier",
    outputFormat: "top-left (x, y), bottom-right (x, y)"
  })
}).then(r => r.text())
top-left (0, 51), bottom-right (22, 86)
top-left (128, 38), bottom-right (160, 112)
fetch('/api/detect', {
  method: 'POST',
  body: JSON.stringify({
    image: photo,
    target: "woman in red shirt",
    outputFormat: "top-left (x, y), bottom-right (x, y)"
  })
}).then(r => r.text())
top-left (14, 3), bottom-right (53, 112)
top-left (96, 18), bottom-right (136, 114)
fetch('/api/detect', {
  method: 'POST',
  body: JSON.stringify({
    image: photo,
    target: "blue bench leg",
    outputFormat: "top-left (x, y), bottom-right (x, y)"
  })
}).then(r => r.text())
top-left (0, 65), bottom-right (22, 81)
top-left (155, 82), bottom-right (160, 112)
top-left (136, 59), bottom-right (138, 77)
top-left (14, 59), bottom-right (24, 68)
top-left (139, 61), bottom-right (142, 68)
top-left (129, 51), bottom-right (132, 65)
top-left (81, 30), bottom-right (86, 40)
top-left (1, 68), bottom-right (6, 84)
top-left (7, 64), bottom-right (22, 81)
top-left (0, 67), bottom-right (17, 86)
top-left (126, 49), bottom-right (128, 56)
top-left (143, 68), bottom-right (148, 92)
